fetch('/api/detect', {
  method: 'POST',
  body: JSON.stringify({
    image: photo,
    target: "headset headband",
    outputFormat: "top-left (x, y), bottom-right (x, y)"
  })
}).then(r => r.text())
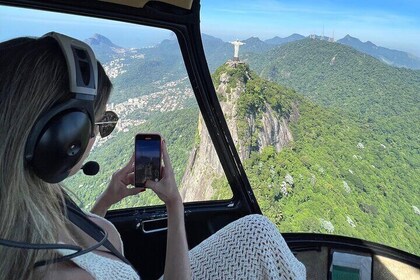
top-left (42, 32), bottom-right (98, 100)
top-left (24, 32), bottom-right (100, 183)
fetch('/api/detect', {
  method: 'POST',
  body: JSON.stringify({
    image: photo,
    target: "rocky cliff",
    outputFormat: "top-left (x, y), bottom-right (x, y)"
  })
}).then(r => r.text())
top-left (180, 62), bottom-right (298, 202)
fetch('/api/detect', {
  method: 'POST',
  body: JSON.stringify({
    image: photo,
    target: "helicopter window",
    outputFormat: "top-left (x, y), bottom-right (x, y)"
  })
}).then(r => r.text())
top-left (200, 0), bottom-right (420, 256)
top-left (1, 5), bottom-right (232, 209)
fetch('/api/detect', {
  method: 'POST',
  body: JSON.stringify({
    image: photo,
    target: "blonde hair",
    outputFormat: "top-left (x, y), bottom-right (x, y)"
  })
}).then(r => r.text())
top-left (0, 36), bottom-right (112, 279)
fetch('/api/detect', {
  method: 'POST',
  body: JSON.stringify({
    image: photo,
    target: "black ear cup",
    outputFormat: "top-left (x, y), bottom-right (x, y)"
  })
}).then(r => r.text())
top-left (23, 32), bottom-right (98, 183)
top-left (30, 110), bottom-right (92, 183)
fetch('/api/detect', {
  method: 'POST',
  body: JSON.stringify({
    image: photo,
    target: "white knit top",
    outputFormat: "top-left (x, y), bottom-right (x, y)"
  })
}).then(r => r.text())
top-left (58, 214), bottom-right (305, 280)
top-left (188, 214), bottom-right (306, 280)
top-left (57, 212), bottom-right (140, 280)
top-left (56, 248), bottom-right (140, 280)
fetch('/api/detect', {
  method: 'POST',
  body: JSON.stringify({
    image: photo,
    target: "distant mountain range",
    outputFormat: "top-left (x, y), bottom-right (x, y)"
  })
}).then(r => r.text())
top-left (86, 32), bottom-right (420, 73)
top-left (247, 38), bottom-right (420, 123)
top-left (260, 33), bottom-right (420, 70)
top-left (337, 35), bottom-right (420, 69)
top-left (264, 33), bottom-right (305, 45)
top-left (251, 33), bottom-right (420, 70)
top-left (84, 32), bottom-right (420, 122)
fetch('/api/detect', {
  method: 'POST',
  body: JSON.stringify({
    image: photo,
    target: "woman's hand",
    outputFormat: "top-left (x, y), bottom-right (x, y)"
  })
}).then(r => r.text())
top-left (145, 140), bottom-right (182, 208)
top-left (146, 140), bottom-right (191, 279)
top-left (91, 154), bottom-right (144, 217)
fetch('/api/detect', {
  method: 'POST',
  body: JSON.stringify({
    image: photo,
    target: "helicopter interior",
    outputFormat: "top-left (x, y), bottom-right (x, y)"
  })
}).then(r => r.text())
top-left (1, 0), bottom-right (419, 279)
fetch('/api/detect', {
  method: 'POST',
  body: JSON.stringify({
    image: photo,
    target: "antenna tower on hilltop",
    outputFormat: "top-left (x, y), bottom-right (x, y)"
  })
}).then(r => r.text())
top-left (329, 31), bottom-right (335, 42)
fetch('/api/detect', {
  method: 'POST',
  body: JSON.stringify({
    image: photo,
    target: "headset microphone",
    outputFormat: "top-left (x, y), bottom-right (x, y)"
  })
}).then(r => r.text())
top-left (81, 161), bottom-right (100, 176)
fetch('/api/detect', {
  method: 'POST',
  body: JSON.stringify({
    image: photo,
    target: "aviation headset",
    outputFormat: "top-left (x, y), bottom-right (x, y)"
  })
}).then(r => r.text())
top-left (24, 32), bottom-right (98, 183)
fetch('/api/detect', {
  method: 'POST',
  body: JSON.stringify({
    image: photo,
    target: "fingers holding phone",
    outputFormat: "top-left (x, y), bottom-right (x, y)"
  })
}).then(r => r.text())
top-left (144, 139), bottom-right (182, 206)
top-left (91, 153), bottom-right (144, 216)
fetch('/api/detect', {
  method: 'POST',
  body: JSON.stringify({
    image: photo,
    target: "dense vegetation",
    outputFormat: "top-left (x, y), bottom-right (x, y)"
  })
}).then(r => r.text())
top-left (71, 36), bottom-right (419, 255)
top-left (211, 62), bottom-right (419, 255)
top-left (247, 39), bottom-right (420, 162)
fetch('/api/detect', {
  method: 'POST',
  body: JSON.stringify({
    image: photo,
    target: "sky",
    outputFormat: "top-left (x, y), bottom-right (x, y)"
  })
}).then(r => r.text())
top-left (201, 0), bottom-right (420, 56)
top-left (1, 0), bottom-right (419, 56)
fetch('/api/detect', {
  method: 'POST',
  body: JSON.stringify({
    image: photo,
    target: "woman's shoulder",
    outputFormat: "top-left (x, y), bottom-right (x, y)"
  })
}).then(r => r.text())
top-left (36, 212), bottom-right (127, 280)
top-left (84, 211), bottom-right (124, 254)
top-left (36, 261), bottom-right (95, 280)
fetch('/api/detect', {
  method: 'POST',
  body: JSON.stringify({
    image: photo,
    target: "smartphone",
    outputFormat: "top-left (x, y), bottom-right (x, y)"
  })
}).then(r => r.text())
top-left (135, 133), bottom-right (162, 188)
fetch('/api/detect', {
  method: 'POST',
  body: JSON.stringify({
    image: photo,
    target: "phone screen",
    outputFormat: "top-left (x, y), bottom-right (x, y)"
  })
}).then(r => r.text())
top-left (135, 134), bottom-right (161, 187)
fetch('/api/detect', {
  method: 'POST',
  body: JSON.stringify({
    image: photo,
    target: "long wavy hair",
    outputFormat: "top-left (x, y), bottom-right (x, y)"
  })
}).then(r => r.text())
top-left (0, 36), bottom-right (112, 279)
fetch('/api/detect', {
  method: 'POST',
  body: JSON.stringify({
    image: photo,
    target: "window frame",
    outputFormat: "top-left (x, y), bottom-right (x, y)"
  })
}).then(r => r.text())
top-left (1, 0), bottom-right (261, 214)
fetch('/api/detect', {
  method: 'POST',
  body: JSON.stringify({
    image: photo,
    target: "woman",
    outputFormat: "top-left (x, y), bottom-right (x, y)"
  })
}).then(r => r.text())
top-left (0, 34), bottom-right (305, 280)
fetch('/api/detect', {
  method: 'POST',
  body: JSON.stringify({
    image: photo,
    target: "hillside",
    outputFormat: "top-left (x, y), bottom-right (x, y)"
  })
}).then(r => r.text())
top-left (180, 62), bottom-right (296, 201)
top-left (248, 38), bottom-right (420, 118)
top-left (205, 62), bottom-right (419, 255)
top-left (86, 35), bottom-right (189, 104)
top-left (246, 38), bottom-right (420, 167)
top-left (84, 33), bottom-right (126, 64)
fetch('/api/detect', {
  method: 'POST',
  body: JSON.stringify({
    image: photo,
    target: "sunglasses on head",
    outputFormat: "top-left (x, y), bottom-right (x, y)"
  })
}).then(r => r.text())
top-left (95, 111), bottom-right (119, 138)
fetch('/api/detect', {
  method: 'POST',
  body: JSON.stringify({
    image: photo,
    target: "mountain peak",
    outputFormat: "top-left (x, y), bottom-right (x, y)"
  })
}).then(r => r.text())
top-left (337, 35), bottom-right (364, 46)
top-left (201, 33), bottom-right (223, 41)
top-left (84, 34), bottom-right (125, 63)
top-left (85, 34), bottom-right (122, 49)
top-left (244, 37), bottom-right (263, 43)
top-left (265, 34), bottom-right (304, 45)
top-left (366, 40), bottom-right (376, 47)
top-left (340, 34), bottom-right (360, 42)
top-left (92, 33), bottom-right (108, 40)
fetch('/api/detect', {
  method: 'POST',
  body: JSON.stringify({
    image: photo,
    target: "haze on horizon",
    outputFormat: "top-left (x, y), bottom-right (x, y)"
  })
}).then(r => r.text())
top-left (1, 0), bottom-right (419, 57)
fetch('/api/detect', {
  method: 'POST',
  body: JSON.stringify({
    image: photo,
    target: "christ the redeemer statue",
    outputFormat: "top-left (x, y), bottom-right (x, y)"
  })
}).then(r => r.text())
top-left (230, 40), bottom-right (245, 61)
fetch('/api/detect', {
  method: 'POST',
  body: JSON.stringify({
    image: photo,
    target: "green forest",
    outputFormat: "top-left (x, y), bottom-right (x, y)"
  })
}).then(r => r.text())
top-left (211, 62), bottom-right (419, 255)
top-left (247, 38), bottom-right (420, 164)
top-left (67, 38), bottom-right (419, 256)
